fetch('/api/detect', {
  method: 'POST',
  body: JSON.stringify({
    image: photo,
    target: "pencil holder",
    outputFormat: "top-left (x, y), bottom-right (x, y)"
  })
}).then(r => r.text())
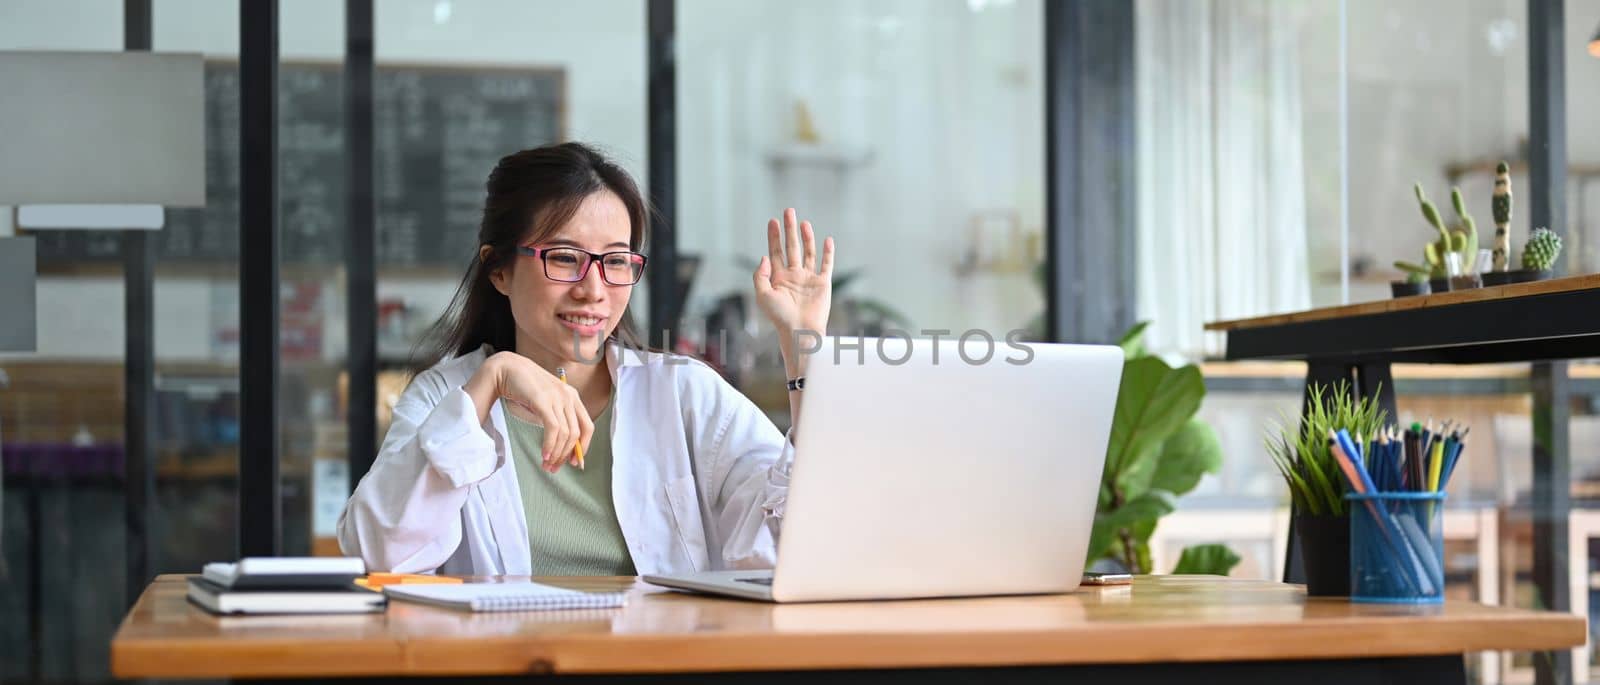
top-left (1345, 492), bottom-right (1445, 604)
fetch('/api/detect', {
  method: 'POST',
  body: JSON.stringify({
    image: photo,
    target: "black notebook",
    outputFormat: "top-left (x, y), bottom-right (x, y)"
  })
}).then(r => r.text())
top-left (201, 557), bottom-right (365, 590)
top-left (186, 577), bottom-right (385, 615)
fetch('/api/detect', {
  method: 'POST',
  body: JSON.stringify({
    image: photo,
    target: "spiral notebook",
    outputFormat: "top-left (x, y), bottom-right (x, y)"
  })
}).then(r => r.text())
top-left (383, 581), bottom-right (627, 612)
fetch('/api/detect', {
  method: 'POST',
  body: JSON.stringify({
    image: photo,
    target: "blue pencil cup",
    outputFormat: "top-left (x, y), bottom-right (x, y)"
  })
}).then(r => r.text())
top-left (1345, 492), bottom-right (1446, 604)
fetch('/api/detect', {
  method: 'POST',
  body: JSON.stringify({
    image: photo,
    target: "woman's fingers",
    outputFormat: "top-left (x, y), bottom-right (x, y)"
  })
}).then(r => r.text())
top-left (560, 394), bottom-right (582, 469)
top-left (784, 208), bottom-right (801, 268)
top-left (545, 408), bottom-right (565, 473)
top-left (539, 402), bottom-right (566, 471)
top-left (574, 403), bottom-right (595, 468)
top-left (552, 408), bottom-right (573, 473)
top-left (766, 218), bottom-right (784, 268)
top-left (764, 209), bottom-right (825, 277)
top-left (801, 221), bottom-right (816, 271)
top-left (752, 255), bottom-right (773, 295)
top-left (553, 386), bottom-right (582, 471)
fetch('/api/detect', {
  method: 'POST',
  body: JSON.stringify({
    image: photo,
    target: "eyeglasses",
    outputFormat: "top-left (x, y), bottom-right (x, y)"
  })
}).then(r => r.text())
top-left (516, 245), bottom-right (648, 286)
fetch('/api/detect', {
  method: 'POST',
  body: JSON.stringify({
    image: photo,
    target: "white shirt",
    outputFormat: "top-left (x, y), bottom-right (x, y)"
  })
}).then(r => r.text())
top-left (336, 342), bottom-right (796, 575)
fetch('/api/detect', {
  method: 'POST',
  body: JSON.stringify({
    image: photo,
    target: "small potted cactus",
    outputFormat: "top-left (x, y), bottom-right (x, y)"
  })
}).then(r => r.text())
top-left (1485, 226), bottom-right (1562, 286)
top-left (1447, 188), bottom-right (1483, 290)
top-left (1483, 162), bottom-right (1520, 286)
top-left (1391, 261), bottom-right (1432, 297)
top-left (1490, 161), bottom-right (1513, 271)
top-left (1410, 183), bottom-right (1481, 293)
top-left (1514, 227), bottom-right (1562, 283)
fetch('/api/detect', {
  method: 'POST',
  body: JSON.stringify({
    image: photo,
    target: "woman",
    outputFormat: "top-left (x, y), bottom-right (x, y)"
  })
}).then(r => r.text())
top-left (337, 142), bottom-right (835, 576)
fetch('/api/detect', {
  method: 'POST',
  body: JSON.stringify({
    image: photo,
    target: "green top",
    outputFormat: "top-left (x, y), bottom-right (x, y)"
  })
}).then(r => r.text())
top-left (504, 397), bottom-right (636, 576)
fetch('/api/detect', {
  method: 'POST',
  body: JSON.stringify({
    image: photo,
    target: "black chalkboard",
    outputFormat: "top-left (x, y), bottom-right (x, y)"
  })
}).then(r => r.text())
top-left (30, 60), bottom-right (564, 267)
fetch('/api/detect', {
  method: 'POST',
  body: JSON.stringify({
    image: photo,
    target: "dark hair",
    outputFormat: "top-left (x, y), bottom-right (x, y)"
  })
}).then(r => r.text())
top-left (412, 142), bottom-right (651, 373)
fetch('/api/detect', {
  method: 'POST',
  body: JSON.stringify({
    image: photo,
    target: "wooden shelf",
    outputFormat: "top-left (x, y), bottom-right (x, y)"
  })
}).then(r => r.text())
top-left (1200, 360), bottom-right (1600, 380)
top-left (1206, 273), bottom-right (1600, 332)
top-left (1444, 159), bottom-right (1600, 183)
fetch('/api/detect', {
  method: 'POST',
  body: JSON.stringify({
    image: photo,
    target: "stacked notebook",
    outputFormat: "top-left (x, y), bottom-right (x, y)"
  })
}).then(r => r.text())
top-left (187, 557), bottom-right (385, 615)
top-left (383, 581), bottom-right (627, 612)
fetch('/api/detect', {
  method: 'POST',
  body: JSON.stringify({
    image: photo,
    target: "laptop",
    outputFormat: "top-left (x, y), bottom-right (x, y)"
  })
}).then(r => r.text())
top-left (643, 335), bottom-right (1123, 603)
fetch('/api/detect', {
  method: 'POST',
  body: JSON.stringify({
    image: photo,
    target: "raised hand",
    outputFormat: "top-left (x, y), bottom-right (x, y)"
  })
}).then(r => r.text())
top-left (752, 208), bottom-right (835, 360)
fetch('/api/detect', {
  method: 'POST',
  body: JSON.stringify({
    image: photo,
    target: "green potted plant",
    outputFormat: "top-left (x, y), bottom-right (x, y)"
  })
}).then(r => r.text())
top-left (1504, 227), bottom-right (1562, 284)
top-left (1088, 322), bottom-right (1241, 577)
top-left (1390, 263), bottom-right (1431, 298)
top-left (1447, 187), bottom-right (1484, 290)
top-left (1486, 161), bottom-right (1515, 277)
top-left (1264, 382), bottom-right (1386, 596)
top-left (1409, 183), bottom-right (1480, 293)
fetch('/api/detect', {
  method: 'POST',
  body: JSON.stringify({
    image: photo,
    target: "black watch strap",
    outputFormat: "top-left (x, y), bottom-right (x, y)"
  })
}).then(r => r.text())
top-left (786, 376), bottom-right (805, 392)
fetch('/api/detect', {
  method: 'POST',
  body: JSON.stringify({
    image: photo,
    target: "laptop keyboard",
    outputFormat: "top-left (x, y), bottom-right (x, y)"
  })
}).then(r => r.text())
top-left (734, 577), bottom-right (773, 586)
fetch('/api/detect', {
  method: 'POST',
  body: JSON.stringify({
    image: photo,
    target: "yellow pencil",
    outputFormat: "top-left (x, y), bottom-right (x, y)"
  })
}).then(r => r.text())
top-left (1427, 437), bottom-right (1445, 492)
top-left (556, 368), bottom-right (585, 470)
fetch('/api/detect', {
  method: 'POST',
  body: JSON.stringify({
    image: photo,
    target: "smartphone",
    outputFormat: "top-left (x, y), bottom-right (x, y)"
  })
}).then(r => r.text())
top-left (1081, 572), bottom-right (1133, 586)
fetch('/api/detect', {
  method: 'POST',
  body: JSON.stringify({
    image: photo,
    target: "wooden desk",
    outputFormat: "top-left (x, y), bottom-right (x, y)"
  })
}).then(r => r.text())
top-left (111, 575), bottom-right (1583, 683)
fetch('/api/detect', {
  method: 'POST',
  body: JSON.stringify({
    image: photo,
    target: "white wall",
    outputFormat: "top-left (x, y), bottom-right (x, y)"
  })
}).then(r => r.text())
top-left (1345, 0), bottom-right (1527, 303)
top-left (676, 0), bottom-right (1046, 336)
top-left (1295, 0), bottom-right (1599, 306)
top-left (0, 0), bottom-right (121, 50)
top-left (1292, 0), bottom-right (1346, 308)
top-left (1567, 0), bottom-right (1600, 272)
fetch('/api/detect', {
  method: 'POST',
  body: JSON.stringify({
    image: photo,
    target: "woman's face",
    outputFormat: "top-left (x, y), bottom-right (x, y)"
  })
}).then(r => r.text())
top-left (490, 189), bottom-right (635, 366)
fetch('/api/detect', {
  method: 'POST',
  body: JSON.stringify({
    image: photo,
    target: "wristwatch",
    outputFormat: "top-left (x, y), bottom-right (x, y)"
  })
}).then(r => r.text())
top-left (786, 376), bottom-right (806, 392)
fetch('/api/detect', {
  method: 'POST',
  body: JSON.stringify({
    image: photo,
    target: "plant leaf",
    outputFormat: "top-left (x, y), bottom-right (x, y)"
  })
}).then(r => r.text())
top-left (1116, 321), bottom-right (1151, 360)
top-left (1087, 517), bottom-right (1116, 565)
top-left (1105, 357), bottom-right (1205, 497)
top-left (1261, 381), bottom-right (1387, 518)
top-left (1117, 491), bottom-right (1178, 525)
top-left (1171, 543), bottom-right (1242, 576)
top-left (1149, 418), bottom-right (1223, 497)
top-left (1130, 512), bottom-right (1159, 545)
top-left (1088, 491), bottom-right (1177, 564)
top-left (1266, 432), bottom-right (1323, 515)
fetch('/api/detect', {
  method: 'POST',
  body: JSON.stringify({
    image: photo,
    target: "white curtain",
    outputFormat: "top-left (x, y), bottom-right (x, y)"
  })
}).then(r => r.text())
top-left (1136, 0), bottom-right (1312, 359)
